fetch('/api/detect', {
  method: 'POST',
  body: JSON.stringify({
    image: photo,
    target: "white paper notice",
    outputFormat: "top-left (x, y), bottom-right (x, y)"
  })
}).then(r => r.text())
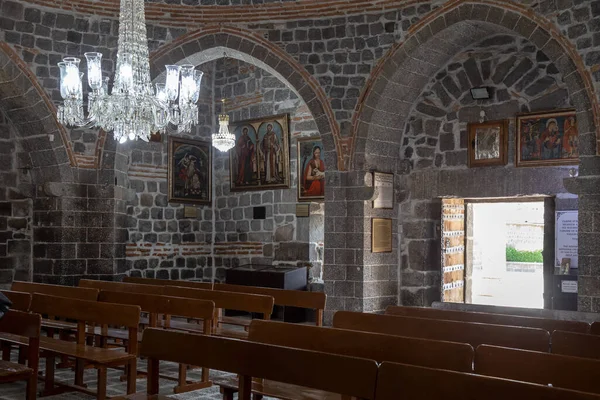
top-left (373, 172), bottom-right (394, 209)
top-left (561, 280), bottom-right (578, 294)
top-left (555, 211), bottom-right (578, 268)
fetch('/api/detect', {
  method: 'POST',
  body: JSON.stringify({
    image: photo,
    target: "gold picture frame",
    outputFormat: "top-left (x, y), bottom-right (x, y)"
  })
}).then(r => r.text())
top-left (229, 114), bottom-right (290, 192)
top-left (168, 136), bottom-right (212, 205)
top-left (372, 218), bottom-right (393, 253)
top-left (467, 120), bottom-right (508, 168)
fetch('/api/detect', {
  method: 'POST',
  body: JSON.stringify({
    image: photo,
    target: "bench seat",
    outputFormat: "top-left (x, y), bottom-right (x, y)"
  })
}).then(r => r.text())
top-left (0, 333), bottom-right (134, 365)
top-left (214, 375), bottom-right (337, 400)
top-left (114, 394), bottom-right (172, 400)
top-left (0, 360), bottom-right (33, 380)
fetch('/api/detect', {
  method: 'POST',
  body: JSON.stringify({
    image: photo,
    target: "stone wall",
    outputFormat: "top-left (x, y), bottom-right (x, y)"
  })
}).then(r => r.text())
top-left (124, 58), bottom-right (324, 283)
top-left (397, 34), bottom-right (577, 306)
top-left (0, 113), bottom-right (32, 287)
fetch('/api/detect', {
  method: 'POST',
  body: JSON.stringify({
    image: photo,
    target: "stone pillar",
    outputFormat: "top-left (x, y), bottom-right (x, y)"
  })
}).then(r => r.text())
top-left (565, 156), bottom-right (600, 312)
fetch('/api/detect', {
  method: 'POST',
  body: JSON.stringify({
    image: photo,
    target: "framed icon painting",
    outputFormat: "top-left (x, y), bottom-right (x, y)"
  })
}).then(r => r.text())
top-left (516, 109), bottom-right (578, 167)
top-left (168, 136), bottom-right (212, 205)
top-left (229, 114), bottom-right (290, 191)
top-left (297, 137), bottom-right (325, 202)
top-left (467, 120), bottom-right (508, 167)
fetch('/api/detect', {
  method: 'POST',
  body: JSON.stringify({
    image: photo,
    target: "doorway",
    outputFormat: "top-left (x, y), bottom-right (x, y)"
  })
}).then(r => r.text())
top-left (466, 201), bottom-right (545, 309)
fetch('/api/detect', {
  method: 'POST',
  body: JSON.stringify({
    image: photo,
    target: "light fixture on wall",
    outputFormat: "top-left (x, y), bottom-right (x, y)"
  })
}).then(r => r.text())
top-left (470, 87), bottom-right (491, 100)
top-left (56, 0), bottom-right (204, 143)
top-left (212, 99), bottom-right (235, 152)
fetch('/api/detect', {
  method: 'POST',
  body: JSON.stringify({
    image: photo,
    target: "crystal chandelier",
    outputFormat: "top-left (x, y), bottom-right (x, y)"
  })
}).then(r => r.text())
top-left (212, 100), bottom-right (235, 152)
top-left (56, 0), bottom-right (203, 143)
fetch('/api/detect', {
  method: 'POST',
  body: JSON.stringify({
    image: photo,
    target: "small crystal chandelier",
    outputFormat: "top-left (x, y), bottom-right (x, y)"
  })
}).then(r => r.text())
top-left (212, 99), bottom-right (235, 152)
top-left (56, 0), bottom-right (203, 143)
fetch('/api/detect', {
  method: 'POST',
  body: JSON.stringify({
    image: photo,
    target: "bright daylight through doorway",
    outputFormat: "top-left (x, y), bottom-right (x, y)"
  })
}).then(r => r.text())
top-left (468, 201), bottom-right (545, 309)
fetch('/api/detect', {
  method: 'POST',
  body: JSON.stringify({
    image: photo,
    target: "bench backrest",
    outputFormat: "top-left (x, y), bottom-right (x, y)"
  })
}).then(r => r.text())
top-left (31, 293), bottom-right (140, 328)
top-left (123, 276), bottom-right (212, 290)
top-left (249, 319), bottom-right (473, 372)
top-left (163, 286), bottom-right (274, 317)
top-left (552, 330), bottom-right (600, 359)
top-left (0, 309), bottom-right (41, 338)
top-left (333, 311), bottom-right (550, 352)
top-left (141, 328), bottom-right (378, 399)
top-left (79, 279), bottom-right (164, 295)
top-left (475, 344), bottom-right (600, 394)
top-left (98, 290), bottom-right (169, 327)
top-left (375, 362), bottom-right (600, 400)
top-left (386, 305), bottom-right (590, 334)
top-left (215, 283), bottom-right (326, 324)
top-left (11, 281), bottom-right (98, 301)
top-left (590, 321), bottom-right (600, 335)
top-left (1, 290), bottom-right (31, 312)
top-left (166, 296), bottom-right (215, 321)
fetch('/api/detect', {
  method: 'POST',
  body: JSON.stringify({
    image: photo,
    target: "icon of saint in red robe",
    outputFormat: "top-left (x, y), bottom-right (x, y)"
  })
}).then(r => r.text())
top-left (303, 146), bottom-right (325, 197)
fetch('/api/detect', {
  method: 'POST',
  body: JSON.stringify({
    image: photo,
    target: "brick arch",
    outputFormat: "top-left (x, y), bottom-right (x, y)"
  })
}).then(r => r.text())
top-left (149, 25), bottom-right (345, 171)
top-left (0, 42), bottom-right (76, 183)
top-left (352, 0), bottom-right (600, 170)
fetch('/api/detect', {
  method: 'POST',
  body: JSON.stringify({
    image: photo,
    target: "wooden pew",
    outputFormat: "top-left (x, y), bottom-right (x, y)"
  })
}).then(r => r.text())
top-left (162, 286), bottom-right (273, 339)
top-left (333, 311), bottom-right (550, 352)
top-left (98, 290), bottom-right (215, 393)
top-left (2, 294), bottom-right (140, 400)
top-left (124, 328), bottom-right (379, 400)
top-left (386, 305), bottom-right (590, 334)
top-left (552, 330), bottom-right (600, 360)
top-left (80, 279), bottom-right (166, 295)
top-left (215, 319), bottom-right (474, 399)
top-left (214, 283), bottom-right (326, 327)
top-left (374, 362), bottom-right (600, 400)
top-left (124, 276), bottom-right (326, 326)
top-left (12, 281), bottom-right (99, 301)
top-left (123, 276), bottom-right (212, 290)
top-left (590, 321), bottom-right (600, 335)
top-left (0, 310), bottom-right (41, 400)
top-left (1, 290), bottom-right (31, 312)
top-left (475, 344), bottom-right (600, 394)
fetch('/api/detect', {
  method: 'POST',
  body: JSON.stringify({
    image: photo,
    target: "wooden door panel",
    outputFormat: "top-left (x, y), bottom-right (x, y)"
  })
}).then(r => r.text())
top-left (441, 199), bottom-right (465, 303)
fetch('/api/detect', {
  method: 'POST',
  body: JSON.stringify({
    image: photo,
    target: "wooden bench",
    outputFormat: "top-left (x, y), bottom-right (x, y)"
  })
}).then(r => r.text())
top-left (124, 276), bottom-right (326, 326)
top-left (121, 327), bottom-right (379, 400)
top-left (386, 305), bottom-right (590, 334)
top-left (163, 286), bottom-right (273, 339)
top-left (1, 290), bottom-right (31, 312)
top-left (1, 293), bottom-right (141, 400)
top-left (214, 283), bottom-right (326, 327)
top-left (551, 330), bottom-right (600, 359)
top-left (0, 310), bottom-right (41, 400)
top-left (333, 311), bottom-right (550, 352)
top-left (215, 319), bottom-right (474, 399)
top-left (98, 290), bottom-right (215, 393)
top-left (475, 344), bottom-right (600, 394)
top-left (375, 361), bottom-right (600, 400)
top-left (590, 321), bottom-right (600, 335)
top-left (12, 281), bottom-right (99, 301)
top-left (80, 279), bottom-right (166, 295)
top-left (123, 276), bottom-right (212, 290)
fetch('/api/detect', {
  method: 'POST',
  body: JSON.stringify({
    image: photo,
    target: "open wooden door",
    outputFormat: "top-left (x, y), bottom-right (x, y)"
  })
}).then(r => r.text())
top-left (441, 198), bottom-right (465, 303)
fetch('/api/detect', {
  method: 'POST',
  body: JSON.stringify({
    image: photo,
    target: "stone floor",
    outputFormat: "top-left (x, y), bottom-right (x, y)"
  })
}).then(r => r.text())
top-left (0, 357), bottom-right (236, 400)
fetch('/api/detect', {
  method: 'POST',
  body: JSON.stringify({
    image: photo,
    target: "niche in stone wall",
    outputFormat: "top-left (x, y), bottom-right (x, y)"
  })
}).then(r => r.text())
top-left (397, 34), bottom-right (578, 306)
top-left (122, 57), bottom-right (324, 284)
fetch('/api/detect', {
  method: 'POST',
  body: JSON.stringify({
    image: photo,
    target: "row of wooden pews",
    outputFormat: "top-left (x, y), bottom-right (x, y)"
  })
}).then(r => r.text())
top-left (4, 277), bottom-right (600, 400)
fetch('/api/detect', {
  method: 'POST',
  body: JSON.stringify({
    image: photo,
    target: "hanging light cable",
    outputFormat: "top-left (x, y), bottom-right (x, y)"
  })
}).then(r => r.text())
top-left (212, 98), bottom-right (235, 153)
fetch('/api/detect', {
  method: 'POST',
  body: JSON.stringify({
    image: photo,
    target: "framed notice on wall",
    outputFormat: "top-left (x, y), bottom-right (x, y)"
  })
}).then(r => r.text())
top-left (372, 218), bottom-right (393, 253)
top-left (373, 172), bottom-right (394, 209)
top-left (556, 211), bottom-right (578, 269)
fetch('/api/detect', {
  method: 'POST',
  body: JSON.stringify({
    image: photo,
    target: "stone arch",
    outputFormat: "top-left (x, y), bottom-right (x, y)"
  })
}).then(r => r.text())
top-left (0, 42), bottom-right (76, 183)
top-left (352, 0), bottom-right (599, 170)
top-left (149, 25), bottom-right (344, 171)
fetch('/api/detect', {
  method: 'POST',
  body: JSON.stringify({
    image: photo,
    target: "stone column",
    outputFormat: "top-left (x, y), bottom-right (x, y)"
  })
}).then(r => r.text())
top-left (565, 156), bottom-right (600, 312)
